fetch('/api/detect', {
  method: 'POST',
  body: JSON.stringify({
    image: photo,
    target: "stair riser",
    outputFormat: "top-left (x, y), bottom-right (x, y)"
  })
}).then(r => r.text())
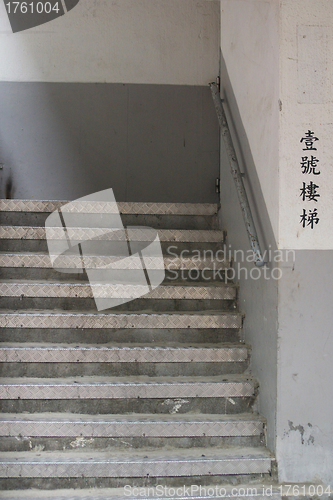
top-left (0, 472), bottom-right (275, 491)
top-left (0, 361), bottom-right (249, 378)
top-left (0, 213), bottom-right (219, 230)
top-left (0, 435), bottom-right (264, 452)
top-left (0, 328), bottom-right (240, 344)
top-left (0, 396), bottom-right (257, 415)
top-left (0, 297), bottom-right (236, 312)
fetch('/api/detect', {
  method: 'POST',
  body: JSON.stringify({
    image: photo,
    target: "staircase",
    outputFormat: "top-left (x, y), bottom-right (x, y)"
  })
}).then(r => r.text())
top-left (0, 200), bottom-right (276, 499)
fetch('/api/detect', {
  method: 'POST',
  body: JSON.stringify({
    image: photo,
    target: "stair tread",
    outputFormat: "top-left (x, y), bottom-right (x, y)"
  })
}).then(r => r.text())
top-left (0, 200), bottom-right (219, 215)
top-left (0, 279), bottom-right (235, 288)
top-left (0, 252), bottom-right (230, 272)
top-left (0, 446), bottom-right (273, 460)
top-left (0, 484), bottom-right (283, 500)
top-left (0, 412), bottom-right (264, 438)
top-left (0, 310), bottom-right (243, 330)
top-left (0, 309), bottom-right (240, 315)
top-left (0, 446), bottom-right (274, 479)
top-left (0, 226), bottom-right (225, 242)
top-left (0, 341), bottom-right (246, 348)
top-left (0, 374), bottom-right (254, 383)
top-left (0, 412), bottom-right (264, 423)
top-left (0, 342), bottom-right (249, 363)
top-left (0, 280), bottom-right (236, 300)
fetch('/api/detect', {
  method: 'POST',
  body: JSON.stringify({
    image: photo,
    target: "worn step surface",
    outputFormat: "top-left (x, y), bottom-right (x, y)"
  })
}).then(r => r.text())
top-left (0, 200), bottom-right (219, 215)
top-left (0, 447), bottom-right (273, 478)
top-left (0, 201), bottom-right (219, 231)
top-left (0, 253), bottom-right (231, 282)
top-left (0, 484), bottom-right (283, 500)
top-left (0, 226), bottom-right (226, 254)
top-left (0, 375), bottom-right (256, 400)
top-left (0, 310), bottom-right (243, 329)
top-left (0, 343), bottom-right (248, 363)
top-left (0, 413), bottom-right (265, 438)
top-left (0, 226), bottom-right (224, 242)
top-left (0, 281), bottom-right (236, 300)
top-left (0, 375), bottom-right (257, 415)
top-left (0, 281), bottom-right (237, 312)
top-left (0, 342), bottom-right (249, 377)
top-left (0, 413), bottom-right (266, 451)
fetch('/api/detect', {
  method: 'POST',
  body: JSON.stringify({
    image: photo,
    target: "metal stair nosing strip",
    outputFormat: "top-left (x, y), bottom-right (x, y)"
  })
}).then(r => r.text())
top-left (0, 312), bottom-right (243, 329)
top-left (0, 448), bottom-right (273, 477)
top-left (0, 345), bottom-right (248, 363)
top-left (0, 485), bottom-right (283, 500)
top-left (0, 254), bottom-right (230, 270)
top-left (0, 227), bottom-right (225, 242)
top-left (0, 282), bottom-right (236, 300)
top-left (0, 414), bottom-right (264, 438)
top-left (0, 377), bottom-right (255, 400)
top-left (0, 200), bottom-right (219, 216)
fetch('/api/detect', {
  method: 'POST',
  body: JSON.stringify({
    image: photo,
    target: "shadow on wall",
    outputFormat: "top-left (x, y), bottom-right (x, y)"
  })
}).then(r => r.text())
top-left (219, 53), bottom-right (277, 254)
top-left (0, 82), bottom-right (219, 203)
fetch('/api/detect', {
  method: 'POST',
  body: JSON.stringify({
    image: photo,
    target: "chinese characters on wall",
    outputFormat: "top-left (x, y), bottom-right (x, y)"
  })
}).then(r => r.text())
top-left (299, 130), bottom-right (321, 229)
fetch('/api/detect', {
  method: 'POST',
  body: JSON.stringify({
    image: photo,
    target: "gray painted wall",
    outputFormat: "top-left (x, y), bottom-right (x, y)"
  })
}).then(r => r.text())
top-left (219, 53), bottom-right (279, 452)
top-left (277, 250), bottom-right (333, 484)
top-left (0, 83), bottom-right (219, 202)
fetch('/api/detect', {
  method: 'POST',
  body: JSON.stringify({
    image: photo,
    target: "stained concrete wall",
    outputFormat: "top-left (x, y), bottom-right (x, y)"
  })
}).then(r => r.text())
top-left (0, 0), bottom-right (220, 201)
top-left (220, 0), bottom-right (333, 484)
top-left (277, 251), bottom-right (333, 484)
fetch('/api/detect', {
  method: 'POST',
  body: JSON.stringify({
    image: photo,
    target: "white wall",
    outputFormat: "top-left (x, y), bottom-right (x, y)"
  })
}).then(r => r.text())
top-left (279, 0), bottom-right (333, 249)
top-left (220, 0), bottom-right (280, 240)
top-left (0, 0), bottom-right (219, 85)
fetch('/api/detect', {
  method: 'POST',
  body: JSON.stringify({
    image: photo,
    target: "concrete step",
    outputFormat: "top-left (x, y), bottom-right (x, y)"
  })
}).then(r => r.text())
top-left (0, 484), bottom-right (284, 500)
top-left (0, 281), bottom-right (237, 312)
top-left (0, 253), bottom-right (231, 282)
top-left (0, 413), bottom-right (266, 451)
top-left (0, 226), bottom-right (226, 253)
top-left (0, 201), bottom-right (219, 231)
top-left (0, 310), bottom-right (243, 329)
top-left (0, 280), bottom-right (236, 299)
top-left (0, 375), bottom-right (257, 415)
top-left (0, 343), bottom-right (249, 377)
top-left (0, 254), bottom-right (230, 270)
top-left (0, 200), bottom-right (219, 215)
top-left (0, 412), bottom-right (265, 438)
top-left (0, 226), bottom-right (224, 242)
top-left (0, 343), bottom-right (248, 363)
top-left (6, 483), bottom-right (330, 500)
top-left (0, 447), bottom-right (274, 482)
top-left (0, 375), bottom-right (256, 400)
top-left (1, 212), bottom-right (219, 230)
top-left (0, 327), bottom-right (240, 345)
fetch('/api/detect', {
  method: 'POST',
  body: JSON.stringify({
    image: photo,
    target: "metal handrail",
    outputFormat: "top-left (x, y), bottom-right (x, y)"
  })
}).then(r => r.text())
top-left (209, 82), bottom-right (265, 267)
